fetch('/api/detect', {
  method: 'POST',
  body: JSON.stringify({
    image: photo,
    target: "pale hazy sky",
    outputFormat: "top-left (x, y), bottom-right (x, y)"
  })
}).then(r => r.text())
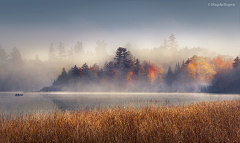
top-left (0, 0), bottom-right (239, 60)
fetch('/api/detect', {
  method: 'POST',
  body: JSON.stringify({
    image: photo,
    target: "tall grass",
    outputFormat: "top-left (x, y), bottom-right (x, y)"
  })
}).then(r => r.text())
top-left (1, 100), bottom-right (240, 142)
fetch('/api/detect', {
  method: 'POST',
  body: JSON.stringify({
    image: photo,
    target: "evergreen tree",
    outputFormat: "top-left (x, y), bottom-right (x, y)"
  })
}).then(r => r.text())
top-left (163, 39), bottom-right (168, 49)
top-left (181, 60), bottom-right (185, 68)
top-left (134, 58), bottom-right (140, 75)
top-left (114, 47), bottom-right (129, 68)
top-left (68, 65), bottom-right (81, 83)
top-left (103, 61), bottom-right (108, 71)
top-left (74, 42), bottom-right (84, 55)
top-left (54, 68), bottom-right (69, 86)
top-left (68, 65), bottom-right (80, 77)
top-left (89, 63), bottom-right (100, 81)
top-left (168, 34), bottom-right (178, 51)
top-left (82, 63), bottom-right (89, 76)
top-left (0, 45), bottom-right (7, 64)
top-left (174, 62), bottom-right (181, 74)
top-left (105, 61), bottom-right (116, 79)
top-left (9, 47), bottom-right (23, 65)
top-left (233, 56), bottom-right (240, 68)
top-left (166, 65), bottom-right (173, 87)
top-left (123, 51), bottom-right (134, 70)
top-left (57, 42), bottom-right (67, 60)
top-left (48, 43), bottom-right (56, 61)
top-left (95, 40), bottom-right (108, 57)
top-left (114, 47), bottom-right (124, 66)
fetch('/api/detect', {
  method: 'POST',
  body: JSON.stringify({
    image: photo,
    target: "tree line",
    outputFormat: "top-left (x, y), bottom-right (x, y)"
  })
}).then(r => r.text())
top-left (41, 46), bottom-right (240, 93)
top-left (0, 34), bottom-right (239, 92)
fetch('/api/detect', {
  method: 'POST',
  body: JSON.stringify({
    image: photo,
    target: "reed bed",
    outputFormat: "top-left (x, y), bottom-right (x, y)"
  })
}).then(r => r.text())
top-left (1, 100), bottom-right (240, 143)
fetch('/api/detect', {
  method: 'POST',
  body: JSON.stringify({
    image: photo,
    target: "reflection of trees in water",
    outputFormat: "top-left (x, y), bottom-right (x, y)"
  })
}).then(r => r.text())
top-left (41, 93), bottom-right (221, 112)
top-left (42, 94), bottom-right (191, 111)
top-left (51, 98), bottom-right (79, 111)
top-left (41, 94), bottom-right (80, 111)
top-left (41, 94), bottom-right (105, 111)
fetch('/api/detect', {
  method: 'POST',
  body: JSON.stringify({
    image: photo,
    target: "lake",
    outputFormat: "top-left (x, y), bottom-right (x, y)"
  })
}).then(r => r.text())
top-left (1, 92), bottom-right (240, 116)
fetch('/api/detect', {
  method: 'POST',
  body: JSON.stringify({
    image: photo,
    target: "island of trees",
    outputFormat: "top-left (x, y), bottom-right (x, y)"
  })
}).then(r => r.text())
top-left (0, 34), bottom-right (239, 93)
top-left (41, 47), bottom-right (240, 93)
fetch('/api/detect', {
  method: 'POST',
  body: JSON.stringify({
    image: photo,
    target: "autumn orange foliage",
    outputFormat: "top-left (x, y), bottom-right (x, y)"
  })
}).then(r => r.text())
top-left (79, 68), bottom-right (82, 76)
top-left (213, 56), bottom-right (227, 73)
top-left (213, 56), bottom-right (233, 73)
top-left (147, 65), bottom-right (159, 84)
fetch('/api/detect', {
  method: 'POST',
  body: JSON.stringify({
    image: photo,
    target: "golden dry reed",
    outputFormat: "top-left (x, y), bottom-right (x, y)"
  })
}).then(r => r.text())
top-left (1, 100), bottom-right (240, 143)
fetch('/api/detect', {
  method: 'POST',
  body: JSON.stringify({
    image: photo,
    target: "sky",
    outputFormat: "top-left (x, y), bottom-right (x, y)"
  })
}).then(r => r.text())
top-left (0, 0), bottom-right (239, 60)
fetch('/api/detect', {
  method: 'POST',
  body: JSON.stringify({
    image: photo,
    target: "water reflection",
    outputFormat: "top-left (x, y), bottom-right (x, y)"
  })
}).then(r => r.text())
top-left (41, 92), bottom-right (240, 111)
top-left (0, 92), bottom-right (240, 116)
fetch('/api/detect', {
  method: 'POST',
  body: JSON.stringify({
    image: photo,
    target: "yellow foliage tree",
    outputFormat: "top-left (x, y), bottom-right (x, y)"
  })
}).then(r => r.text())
top-left (186, 58), bottom-right (216, 83)
top-left (197, 60), bottom-right (216, 83)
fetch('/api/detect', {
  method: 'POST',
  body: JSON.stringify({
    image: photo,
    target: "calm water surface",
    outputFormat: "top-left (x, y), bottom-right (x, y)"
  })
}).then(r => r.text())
top-left (0, 92), bottom-right (240, 116)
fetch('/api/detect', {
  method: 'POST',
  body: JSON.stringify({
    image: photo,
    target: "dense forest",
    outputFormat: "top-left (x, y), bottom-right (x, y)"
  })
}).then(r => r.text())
top-left (41, 46), bottom-right (240, 93)
top-left (0, 34), bottom-right (239, 93)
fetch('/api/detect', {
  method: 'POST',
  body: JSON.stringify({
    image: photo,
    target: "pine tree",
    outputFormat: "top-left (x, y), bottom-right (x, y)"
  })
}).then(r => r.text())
top-left (114, 47), bottom-right (128, 68)
top-left (69, 65), bottom-right (80, 77)
top-left (57, 42), bottom-right (67, 60)
top-left (82, 63), bottom-right (89, 76)
top-left (174, 62), bottom-right (181, 74)
top-left (233, 56), bottom-right (240, 68)
top-left (105, 61), bottom-right (116, 79)
top-left (168, 34), bottom-right (178, 51)
top-left (9, 47), bottom-right (23, 65)
top-left (163, 39), bottom-right (168, 49)
top-left (166, 65), bottom-right (173, 87)
top-left (114, 47), bottom-right (124, 65)
top-left (54, 68), bottom-right (69, 86)
top-left (48, 43), bottom-right (56, 61)
top-left (74, 42), bottom-right (84, 55)
top-left (123, 51), bottom-right (134, 70)
top-left (134, 58), bottom-right (140, 75)
top-left (68, 65), bottom-right (81, 83)
top-left (95, 40), bottom-right (108, 57)
top-left (0, 45), bottom-right (7, 64)
top-left (181, 60), bottom-right (185, 68)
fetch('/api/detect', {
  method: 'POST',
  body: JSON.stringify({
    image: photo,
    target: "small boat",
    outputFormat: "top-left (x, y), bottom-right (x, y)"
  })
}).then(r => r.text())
top-left (15, 94), bottom-right (23, 96)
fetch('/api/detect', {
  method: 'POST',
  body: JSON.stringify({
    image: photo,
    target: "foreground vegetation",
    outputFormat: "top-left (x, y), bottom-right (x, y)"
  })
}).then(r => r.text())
top-left (1, 100), bottom-right (240, 142)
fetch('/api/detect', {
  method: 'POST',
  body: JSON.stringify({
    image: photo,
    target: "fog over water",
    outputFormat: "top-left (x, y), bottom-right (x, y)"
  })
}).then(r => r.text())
top-left (1, 92), bottom-right (240, 116)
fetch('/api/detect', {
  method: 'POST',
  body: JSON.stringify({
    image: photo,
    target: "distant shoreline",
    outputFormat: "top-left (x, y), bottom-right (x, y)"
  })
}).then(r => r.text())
top-left (1, 91), bottom-right (239, 96)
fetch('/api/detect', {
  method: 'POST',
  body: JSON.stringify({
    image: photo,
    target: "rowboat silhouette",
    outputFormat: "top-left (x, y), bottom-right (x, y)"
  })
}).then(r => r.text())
top-left (15, 94), bottom-right (23, 96)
